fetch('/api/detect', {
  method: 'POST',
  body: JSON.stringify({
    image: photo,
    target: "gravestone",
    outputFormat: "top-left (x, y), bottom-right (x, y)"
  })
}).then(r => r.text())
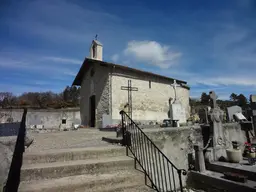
top-left (250, 95), bottom-right (256, 135)
top-left (198, 107), bottom-right (209, 124)
top-left (208, 91), bottom-right (226, 161)
top-left (72, 118), bottom-right (81, 130)
top-left (102, 114), bottom-right (112, 128)
top-left (227, 105), bottom-right (242, 122)
top-left (169, 80), bottom-right (187, 126)
top-left (170, 102), bottom-right (186, 126)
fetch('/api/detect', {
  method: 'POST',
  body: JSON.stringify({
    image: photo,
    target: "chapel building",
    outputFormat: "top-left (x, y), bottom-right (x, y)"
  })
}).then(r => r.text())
top-left (72, 39), bottom-right (190, 128)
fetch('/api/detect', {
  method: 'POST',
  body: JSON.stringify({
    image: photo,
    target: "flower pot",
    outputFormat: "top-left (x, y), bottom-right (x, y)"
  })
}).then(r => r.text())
top-left (247, 152), bottom-right (256, 158)
top-left (248, 157), bottom-right (256, 165)
top-left (226, 149), bottom-right (242, 163)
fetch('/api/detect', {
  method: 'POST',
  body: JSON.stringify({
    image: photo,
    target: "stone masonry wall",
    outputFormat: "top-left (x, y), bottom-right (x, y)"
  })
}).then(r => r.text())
top-left (0, 108), bottom-right (80, 130)
top-left (111, 69), bottom-right (190, 124)
top-left (143, 123), bottom-right (247, 187)
top-left (143, 126), bottom-right (202, 189)
top-left (80, 63), bottom-right (110, 127)
top-left (145, 126), bottom-right (203, 170)
top-left (0, 138), bottom-right (15, 191)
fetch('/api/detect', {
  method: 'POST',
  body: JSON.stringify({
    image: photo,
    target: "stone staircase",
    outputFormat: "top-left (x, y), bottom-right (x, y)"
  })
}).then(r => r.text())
top-left (19, 129), bottom-right (154, 192)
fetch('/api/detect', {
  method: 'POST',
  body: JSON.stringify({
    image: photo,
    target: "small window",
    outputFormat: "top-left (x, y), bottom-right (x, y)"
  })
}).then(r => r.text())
top-left (90, 68), bottom-right (95, 77)
top-left (62, 119), bottom-right (66, 124)
top-left (149, 80), bottom-right (151, 89)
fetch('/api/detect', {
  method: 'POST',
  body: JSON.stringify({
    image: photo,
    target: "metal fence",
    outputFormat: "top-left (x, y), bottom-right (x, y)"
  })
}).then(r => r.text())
top-left (120, 110), bottom-right (187, 192)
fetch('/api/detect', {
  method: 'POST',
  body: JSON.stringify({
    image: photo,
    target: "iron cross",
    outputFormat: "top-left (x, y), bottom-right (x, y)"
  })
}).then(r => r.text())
top-left (121, 80), bottom-right (138, 119)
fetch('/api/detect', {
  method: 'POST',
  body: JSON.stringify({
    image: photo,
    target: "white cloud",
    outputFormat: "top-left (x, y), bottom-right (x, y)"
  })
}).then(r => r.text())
top-left (156, 67), bottom-right (256, 87)
top-left (63, 70), bottom-right (77, 77)
top-left (42, 56), bottom-right (82, 65)
top-left (33, 81), bottom-right (49, 85)
top-left (124, 40), bottom-right (182, 69)
top-left (188, 76), bottom-right (256, 87)
top-left (0, 52), bottom-right (79, 78)
top-left (111, 54), bottom-right (119, 62)
top-left (154, 68), bottom-right (256, 99)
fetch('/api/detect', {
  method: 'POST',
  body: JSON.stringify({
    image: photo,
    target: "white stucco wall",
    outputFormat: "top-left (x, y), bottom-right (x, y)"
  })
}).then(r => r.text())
top-left (79, 62), bottom-right (189, 127)
top-left (111, 72), bottom-right (190, 124)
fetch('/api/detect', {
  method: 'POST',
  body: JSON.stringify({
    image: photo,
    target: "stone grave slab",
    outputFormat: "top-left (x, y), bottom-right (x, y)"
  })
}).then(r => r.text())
top-left (234, 112), bottom-right (247, 122)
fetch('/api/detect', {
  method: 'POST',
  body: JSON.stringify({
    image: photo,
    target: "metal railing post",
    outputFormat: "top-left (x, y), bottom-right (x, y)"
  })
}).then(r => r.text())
top-left (120, 111), bottom-right (124, 139)
top-left (178, 169), bottom-right (183, 192)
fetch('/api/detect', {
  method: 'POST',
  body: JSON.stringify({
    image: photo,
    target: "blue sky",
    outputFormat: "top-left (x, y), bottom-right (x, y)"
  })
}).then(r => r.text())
top-left (0, 0), bottom-right (256, 99)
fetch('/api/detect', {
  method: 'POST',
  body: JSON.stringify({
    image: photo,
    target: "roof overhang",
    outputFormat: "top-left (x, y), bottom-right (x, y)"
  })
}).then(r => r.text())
top-left (72, 58), bottom-right (190, 90)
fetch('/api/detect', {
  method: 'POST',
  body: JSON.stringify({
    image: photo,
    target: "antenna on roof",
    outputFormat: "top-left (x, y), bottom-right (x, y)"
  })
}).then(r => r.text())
top-left (95, 34), bottom-right (98, 40)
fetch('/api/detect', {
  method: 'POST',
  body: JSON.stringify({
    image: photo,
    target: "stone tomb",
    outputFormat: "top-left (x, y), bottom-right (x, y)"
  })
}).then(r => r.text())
top-left (227, 105), bottom-right (242, 122)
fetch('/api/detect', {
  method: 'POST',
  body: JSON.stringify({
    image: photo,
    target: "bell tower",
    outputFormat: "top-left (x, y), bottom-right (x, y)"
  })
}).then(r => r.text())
top-left (89, 35), bottom-right (103, 61)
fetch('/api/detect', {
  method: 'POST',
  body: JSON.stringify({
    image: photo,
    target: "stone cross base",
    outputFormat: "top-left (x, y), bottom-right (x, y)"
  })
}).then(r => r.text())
top-left (213, 146), bottom-right (227, 161)
top-left (205, 146), bottom-right (227, 162)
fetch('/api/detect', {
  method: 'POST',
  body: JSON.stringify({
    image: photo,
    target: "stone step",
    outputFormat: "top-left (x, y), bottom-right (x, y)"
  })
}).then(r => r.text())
top-left (23, 145), bottom-right (126, 164)
top-left (21, 156), bottom-right (134, 181)
top-left (19, 170), bottom-right (154, 192)
top-left (26, 129), bottom-right (117, 153)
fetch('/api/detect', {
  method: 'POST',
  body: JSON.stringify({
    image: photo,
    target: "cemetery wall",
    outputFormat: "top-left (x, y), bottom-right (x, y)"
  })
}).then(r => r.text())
top-left (145, 126), bottom-right (202, 167)
top-left (111, 71), bottom-right (190, 124)
top-left (144, 123), bottom-right (247, 185)
top-left (145, 123), bottom-right (247, 168)
top-left (144, 126), bottom-right (203, 187)
top-left (0, 108), bottom-right (80, 130)
top-left (0, 136), bottom-right (18, 190)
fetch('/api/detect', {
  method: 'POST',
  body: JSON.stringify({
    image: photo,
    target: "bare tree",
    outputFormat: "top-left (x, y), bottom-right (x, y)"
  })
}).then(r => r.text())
top-left (0, 92), bottom-right (17, 108)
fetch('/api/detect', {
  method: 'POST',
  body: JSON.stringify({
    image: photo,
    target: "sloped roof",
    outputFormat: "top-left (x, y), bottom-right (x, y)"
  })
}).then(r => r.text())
top-left (72, 58), bottom-right (189, 89)
top-left (92, 40), bottom-right (102, 46)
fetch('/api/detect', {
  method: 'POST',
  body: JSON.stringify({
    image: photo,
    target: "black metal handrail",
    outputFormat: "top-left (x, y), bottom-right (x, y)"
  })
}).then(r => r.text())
top-left (4, 108), bottom-right (27, 192)
top-left (120, 110), bottom-right (187, 192)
